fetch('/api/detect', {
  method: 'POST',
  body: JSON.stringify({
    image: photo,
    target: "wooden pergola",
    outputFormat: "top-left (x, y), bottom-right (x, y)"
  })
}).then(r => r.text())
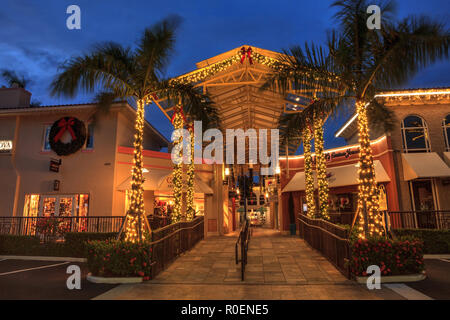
top-left (154, 45), bottom-right (312, 158)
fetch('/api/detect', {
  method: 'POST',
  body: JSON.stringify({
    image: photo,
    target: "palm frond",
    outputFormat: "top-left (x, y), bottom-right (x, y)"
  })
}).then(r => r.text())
top-left (1, 69), bottom-right (30, 88)
top-left (50, 42), bottom-right (135, 98)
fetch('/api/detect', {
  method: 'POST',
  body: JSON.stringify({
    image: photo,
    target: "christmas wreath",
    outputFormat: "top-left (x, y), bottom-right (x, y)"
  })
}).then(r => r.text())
top-left (49, 117), bottom-right (86, 156)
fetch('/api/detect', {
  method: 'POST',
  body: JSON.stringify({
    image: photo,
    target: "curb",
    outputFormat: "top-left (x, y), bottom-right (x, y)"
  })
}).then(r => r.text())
top-left (424, 254), bottom-right (450, 260)
top-left (87, 273), bottom-right (143, 284)
top-left (355, 273), bottom-right (426, 284)
top-left (0, 255), bottom-right (86, 263)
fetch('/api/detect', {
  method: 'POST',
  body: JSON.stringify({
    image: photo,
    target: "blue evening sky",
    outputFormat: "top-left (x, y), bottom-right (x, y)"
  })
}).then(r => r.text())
top-left (0, 0), bottom-right (449, 152)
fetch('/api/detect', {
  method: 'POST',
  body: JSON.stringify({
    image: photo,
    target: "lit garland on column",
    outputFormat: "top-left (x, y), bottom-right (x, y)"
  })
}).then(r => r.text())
top-left (303, 126), bottom-right (316, 218)
top-left (314, 114), bottom-right (330, 221)
top-left (186, 124), bottom-right (195, 221)
top-left (171, 105), bottom-right (184, 223)
top-left (355, 100), bottom-right (384, 239)
top-left (123, 99), bottom-right (150, 243)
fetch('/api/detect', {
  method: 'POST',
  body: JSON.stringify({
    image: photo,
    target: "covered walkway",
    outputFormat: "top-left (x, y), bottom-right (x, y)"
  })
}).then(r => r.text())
top-left (96, 228), bottom-right (404, 300)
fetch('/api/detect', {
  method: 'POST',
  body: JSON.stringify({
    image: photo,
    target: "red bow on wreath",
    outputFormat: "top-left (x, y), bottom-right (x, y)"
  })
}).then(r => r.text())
top-left (240, 46), bottom-right (253, 65)
top-left (170, 106), bottom-right (187, 124)
top-left (53, 117), bottom-right (77, 142)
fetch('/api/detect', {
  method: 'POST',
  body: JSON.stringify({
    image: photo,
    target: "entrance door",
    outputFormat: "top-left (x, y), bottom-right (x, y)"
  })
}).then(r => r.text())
top-left (410, 180), bottom-right (438, 228)
top-left (39, 195), bottom-right (76, 217)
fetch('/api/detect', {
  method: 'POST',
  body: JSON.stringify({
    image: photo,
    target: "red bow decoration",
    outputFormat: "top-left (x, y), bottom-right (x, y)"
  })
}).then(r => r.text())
top-left (53, 117), bottom-right (76, 142)
top-left (240, 46), bottom-right (253, 65)
top-left (170, 106), bottom-right (187, 124)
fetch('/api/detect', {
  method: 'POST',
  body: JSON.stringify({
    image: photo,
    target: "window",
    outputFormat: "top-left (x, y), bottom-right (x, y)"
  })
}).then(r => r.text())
top-left (443, 115), bottom-right (450, 151)
top-left (42, 125), bottom-right (52, 151)
top-left (401, 115), bottom-right (430, 153)
top-left (84, 123), bottom-right (94, 149)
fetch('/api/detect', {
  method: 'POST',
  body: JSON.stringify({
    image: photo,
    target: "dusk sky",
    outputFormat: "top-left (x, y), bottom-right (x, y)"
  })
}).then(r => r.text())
top-left (1, 0), bottom-right (449, 151)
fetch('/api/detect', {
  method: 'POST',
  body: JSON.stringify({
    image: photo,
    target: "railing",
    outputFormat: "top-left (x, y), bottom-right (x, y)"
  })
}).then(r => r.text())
top-left (389, 211), bottom-right (450, 230)
top-left (322, 211), bottom-right (450, 230)
top-left (0, 215), bottom-right (171, 236)
top-left (150, 216), bottom-right (204, 278)
top-left (235, 219), bottom-right (251, 281)
top-left (298, 214), bottom-right (351, 279)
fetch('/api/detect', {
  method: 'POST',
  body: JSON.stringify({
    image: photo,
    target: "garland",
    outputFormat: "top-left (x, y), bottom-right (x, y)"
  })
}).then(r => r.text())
top-left (49, 117), bottom-right (86, 156)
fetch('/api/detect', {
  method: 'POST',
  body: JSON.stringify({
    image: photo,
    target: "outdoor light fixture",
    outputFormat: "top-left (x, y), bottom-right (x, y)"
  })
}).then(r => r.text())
top-left (143, 168), bottom-right (149, 173)
top-left (275, 166), bottom-right (281, 175)
top-left (225, 167), bottom-right (230, 176)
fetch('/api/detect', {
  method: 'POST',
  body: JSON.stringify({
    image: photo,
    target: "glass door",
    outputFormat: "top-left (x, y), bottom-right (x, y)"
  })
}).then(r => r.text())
top-left (410, 180), bottom-right (438, 228)
top-left (40, 196), bottom-right (57, 217)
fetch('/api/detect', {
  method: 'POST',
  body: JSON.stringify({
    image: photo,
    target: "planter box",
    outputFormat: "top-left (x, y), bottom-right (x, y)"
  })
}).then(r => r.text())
top-left (355, 272), bottom-right (426, 284)
top-left (86, 273), bottom-right (143, 284)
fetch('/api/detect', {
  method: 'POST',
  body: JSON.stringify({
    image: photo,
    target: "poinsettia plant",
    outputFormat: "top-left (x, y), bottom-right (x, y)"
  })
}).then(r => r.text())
top-left (34, 217), bottom-right (71, 242)
top-left (348, 237), bottom-right (425, 277)
top-left (86, 240), bottom-right (153, 279)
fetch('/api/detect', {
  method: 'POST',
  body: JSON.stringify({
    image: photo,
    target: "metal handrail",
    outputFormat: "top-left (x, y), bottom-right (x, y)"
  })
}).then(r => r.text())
top-left (235, 220), bottom-right (251, 281)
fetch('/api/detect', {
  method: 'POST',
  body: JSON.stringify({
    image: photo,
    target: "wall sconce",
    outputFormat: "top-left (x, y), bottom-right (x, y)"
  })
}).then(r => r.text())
top-left (223, 167), bottom-right (230, 185)
top-left (275, 166), bottom-right (281, 175)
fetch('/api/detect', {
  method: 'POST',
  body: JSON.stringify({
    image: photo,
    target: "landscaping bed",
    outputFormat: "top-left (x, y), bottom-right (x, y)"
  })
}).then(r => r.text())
top-left (393, 229), bottom-right (450, 254)
top-left (0, 232), bottom-right (117, 258)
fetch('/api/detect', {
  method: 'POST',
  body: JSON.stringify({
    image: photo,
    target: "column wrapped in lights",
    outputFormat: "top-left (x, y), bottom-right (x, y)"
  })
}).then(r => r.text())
top-left (123, 99), bottom-right (151, 243)
top-left (355, 100), bottom-right (384, 239)
top-left (303, 126), bottom-right (316, 218)
top-left (186, 124), bottom-right (195, 221)
top-left (314, 115), bottom-right (330, 221)
top-left (171, 105), bottom-right (184, 223)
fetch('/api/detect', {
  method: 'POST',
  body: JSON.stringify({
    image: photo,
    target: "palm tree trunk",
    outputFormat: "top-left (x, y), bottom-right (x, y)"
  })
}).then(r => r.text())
top-left (355, 100), bottom-right (384, 239)
top-left (303, 126), bottom-right (316, 218)
top-left (122, 99), bottom-right (151, 242)
top-left (314, 115), bottom-right (330, 220)
top-left (186, 125), bottom-right (195, 221)
top-left (172, 105), bottom-right (184, 223)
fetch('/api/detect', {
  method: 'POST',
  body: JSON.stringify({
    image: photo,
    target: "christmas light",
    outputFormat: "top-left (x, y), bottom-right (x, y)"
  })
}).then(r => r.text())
top-left (354, 101), bottom-right (384, 239)
top-left (123, 99), bottom-right (151, 243)
top-left (172, 105), bottom-right (184, 223)
top-left (186, 125), bottom-right (195, 221)
top-left (314, 115), bottom-right (329, 221)
top-left (303, 125), bottom-right (316, 218)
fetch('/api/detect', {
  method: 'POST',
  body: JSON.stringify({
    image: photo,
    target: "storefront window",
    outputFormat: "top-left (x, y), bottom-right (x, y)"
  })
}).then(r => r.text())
top-left (329, 193), bottom-right (355, 213)
top-left (23, 194), bottom-right (40, 217)
top-left (410, 180), bottom-right (435, 211)
top-left (42, 125), bottom-right (52, 151)
top-left (443, 114), bottom-right (450, 151)
top-left (401, 115), bottom-right (430, 153)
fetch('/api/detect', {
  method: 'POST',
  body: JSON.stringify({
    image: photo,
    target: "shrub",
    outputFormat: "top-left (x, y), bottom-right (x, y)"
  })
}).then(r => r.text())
top-left (33, 217), bottom-right (71, 242)
top-left (349, 237), bottom-right (425, 277)
top-left (393, 229), bottom-right (450, 254)
top-left (0, 235), bottom-right (40, 255)
top-left (86, 240), bottom-right (152, 279)
top-left (65, 232), bottom-right (117, 257)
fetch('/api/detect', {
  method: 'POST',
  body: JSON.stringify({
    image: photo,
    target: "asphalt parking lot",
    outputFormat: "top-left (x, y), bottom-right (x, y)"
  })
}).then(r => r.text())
top-left (406, 259), bottom-right (450, 300)
top-left (0, 259), bottom-right (117, 300)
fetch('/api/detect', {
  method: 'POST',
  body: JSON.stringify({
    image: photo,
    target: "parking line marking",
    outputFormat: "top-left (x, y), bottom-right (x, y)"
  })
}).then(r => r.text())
top-left (0, 259), bottom-right (8, 262)
top-left (439, 259), bottom-right (450, 263)
top-left (384, 284), bottom-right (433, 300)
top-left (0, 261), bottom-right (70, 276)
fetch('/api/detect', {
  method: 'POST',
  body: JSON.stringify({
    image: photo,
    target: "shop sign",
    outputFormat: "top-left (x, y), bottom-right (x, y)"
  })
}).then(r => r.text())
top-left (325, 147), bottom-right (360, 161)
top-left (53, 180), bottom-right (60, 191)
top-left (50, 158), bottom-right (62, 172)
top-left (0, 140), bottom-right (13, 153)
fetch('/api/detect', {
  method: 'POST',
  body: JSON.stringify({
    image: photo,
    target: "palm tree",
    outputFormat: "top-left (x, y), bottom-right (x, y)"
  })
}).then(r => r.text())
top-left (267, 44), bottom-right (342, 220)
top-left (1, 69), bottom-right (29, 88)
top-left (183, 95), bottom-right (220, 221)
top-left (272, 0), bottom-right (449, 239)
top-left (278, 112), bottom-right (316, 218)
top-left (50, 16), bottom-right (213, 242)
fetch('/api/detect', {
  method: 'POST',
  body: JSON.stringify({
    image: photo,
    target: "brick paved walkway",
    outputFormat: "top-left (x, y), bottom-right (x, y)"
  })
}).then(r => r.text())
top-left (96, 228), bottom-right (404, 300)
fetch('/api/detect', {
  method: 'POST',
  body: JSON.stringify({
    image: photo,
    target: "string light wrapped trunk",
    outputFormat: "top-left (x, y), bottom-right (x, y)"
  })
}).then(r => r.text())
top-left (186, 124), bottom-right (195, 221)
top-left (354, 100), bottom-right (384, 239)
top-left (303, 126), bottom-right (316, 218)
top-left (121, 99), bottom-right (151, 243)
top-left (171, 105), bottom-right (184, 223)
top-left (314, 115), bottom-right (330, 220)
